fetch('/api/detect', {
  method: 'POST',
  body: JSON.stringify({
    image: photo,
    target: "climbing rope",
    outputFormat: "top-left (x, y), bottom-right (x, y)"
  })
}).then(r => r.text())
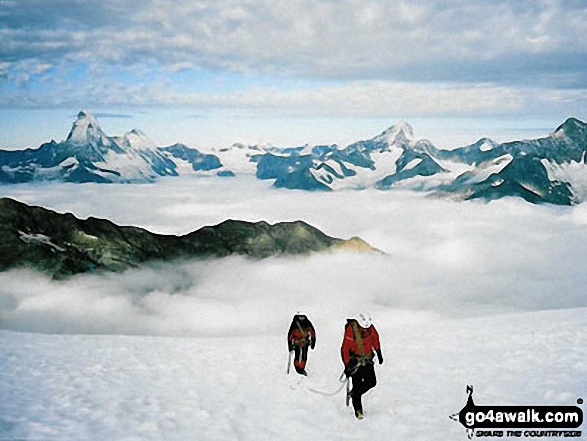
top-left (304, 371), bottom-right (348, 397)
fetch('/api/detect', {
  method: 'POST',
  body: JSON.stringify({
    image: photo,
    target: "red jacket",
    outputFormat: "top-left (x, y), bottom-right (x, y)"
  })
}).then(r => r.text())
top-left (288, 315), bottom-right (316, 349)
top-left (341, 319), bottom-right (381, 366)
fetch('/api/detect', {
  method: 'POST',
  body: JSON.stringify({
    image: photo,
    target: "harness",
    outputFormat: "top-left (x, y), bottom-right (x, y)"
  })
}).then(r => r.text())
top-left (348, 322), bottom-right (374, 375)
top-left (292, 320), bottom-right (311, 346)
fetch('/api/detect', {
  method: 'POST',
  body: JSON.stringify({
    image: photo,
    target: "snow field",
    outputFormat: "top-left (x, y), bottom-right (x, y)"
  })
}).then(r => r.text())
top-left (1, 308), bottom-right (585, 441)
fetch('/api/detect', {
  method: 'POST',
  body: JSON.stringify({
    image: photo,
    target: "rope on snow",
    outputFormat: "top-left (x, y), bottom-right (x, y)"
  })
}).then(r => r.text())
top-left (304, 371), bottom-right (348, 397)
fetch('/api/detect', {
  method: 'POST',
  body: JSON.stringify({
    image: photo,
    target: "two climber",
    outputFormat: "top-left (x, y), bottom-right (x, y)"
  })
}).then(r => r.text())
top-left (286, 311), bottom-right (383, 419)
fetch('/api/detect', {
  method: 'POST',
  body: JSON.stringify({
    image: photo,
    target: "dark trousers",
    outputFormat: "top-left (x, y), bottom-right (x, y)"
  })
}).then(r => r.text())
top-left (351, 363), bottom-right (377, 412)
top-left (294, 345), bottom-right (308, 372)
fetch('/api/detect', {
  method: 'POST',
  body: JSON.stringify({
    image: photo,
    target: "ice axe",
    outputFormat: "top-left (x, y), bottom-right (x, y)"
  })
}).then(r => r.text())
top-left (345, 376), bottom-right (350, 406)
top-left (286, 350), bottom-right (293, 374)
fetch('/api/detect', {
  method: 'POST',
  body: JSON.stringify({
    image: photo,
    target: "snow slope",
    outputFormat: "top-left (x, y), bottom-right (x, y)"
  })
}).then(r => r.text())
top-left (211, 143), bottom-right (264, 174)
top-left (542, 157), bottom-right (587, 203)
top-left (0, 308), bottom-right (585, 440)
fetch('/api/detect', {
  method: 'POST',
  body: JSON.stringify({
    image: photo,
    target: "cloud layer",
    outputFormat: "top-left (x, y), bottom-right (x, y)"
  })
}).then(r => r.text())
top-left (1, 177), bottom-right (586, 336)
top-left (3, 0), bottom-right (587, 85)
top-left (1, 1), bottom-right (587, 116)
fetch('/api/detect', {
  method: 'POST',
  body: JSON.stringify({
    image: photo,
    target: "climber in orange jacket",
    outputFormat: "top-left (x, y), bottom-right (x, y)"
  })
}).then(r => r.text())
top-left (287, 313), bottom-right (316, 376)
top-left (341, 312), bottom-right (383, 419)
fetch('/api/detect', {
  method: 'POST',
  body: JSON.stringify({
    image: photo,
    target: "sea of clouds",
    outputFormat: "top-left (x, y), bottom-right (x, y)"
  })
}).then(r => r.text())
top-left (1, 176), bottom-right (586, 336)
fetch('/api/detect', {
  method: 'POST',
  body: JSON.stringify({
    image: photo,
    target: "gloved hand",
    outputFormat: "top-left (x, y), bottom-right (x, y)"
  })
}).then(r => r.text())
top-left (310, 339), bottom-right (315, 350)
top-left (288, 341), bottom-right (294, 352)
top-left (345, 358), bottom-right (357, 377)
top-left (344, 366), bottom-right (352, 377)
top-left (376, 349), bottom-right (383, 365)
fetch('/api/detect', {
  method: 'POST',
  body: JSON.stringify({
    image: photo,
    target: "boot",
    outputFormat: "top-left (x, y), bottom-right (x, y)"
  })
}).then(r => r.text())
top-left (295, 366), bottom-right (307, 376)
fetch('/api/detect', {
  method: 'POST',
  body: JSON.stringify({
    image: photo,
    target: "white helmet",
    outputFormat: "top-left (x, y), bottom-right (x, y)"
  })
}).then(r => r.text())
top-left (356, 312), bottom-right (373, 328)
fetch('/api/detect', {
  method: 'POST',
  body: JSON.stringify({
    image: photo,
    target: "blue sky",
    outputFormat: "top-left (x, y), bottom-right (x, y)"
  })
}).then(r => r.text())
top-left (1, 0), bottom-right (586, 149)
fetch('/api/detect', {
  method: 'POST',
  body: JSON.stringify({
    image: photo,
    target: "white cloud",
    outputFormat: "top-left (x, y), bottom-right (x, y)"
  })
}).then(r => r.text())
top-left (1, 177), bottom-right (586, 336)
top-left (166, 82), bottom-right (527, 116)
top-left (4, 77), bottom-right (587, 118)
top-left (2, 0), bottom-right (587, 85)
top-left (2, 0), bottom-right (587, 117)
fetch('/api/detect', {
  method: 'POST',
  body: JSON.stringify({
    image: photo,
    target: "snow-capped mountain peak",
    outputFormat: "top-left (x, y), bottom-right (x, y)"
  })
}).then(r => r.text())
top-left (375, 120), bottom-right (414, 145)
top-left (554, 117), bottom-right (587, 140)
top-left (65, 110), bottom-right (104, 145)
top-left (120, 129), bottom-right (157, 150)
top-left (2, 112), bottom-right (587, 205)
top-left (477, 138), bottom-right (498, 152)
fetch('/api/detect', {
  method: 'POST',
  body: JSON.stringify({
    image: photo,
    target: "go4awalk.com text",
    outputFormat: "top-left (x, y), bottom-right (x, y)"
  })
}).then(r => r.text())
top-left (450, 386), bottom-right (583, 439)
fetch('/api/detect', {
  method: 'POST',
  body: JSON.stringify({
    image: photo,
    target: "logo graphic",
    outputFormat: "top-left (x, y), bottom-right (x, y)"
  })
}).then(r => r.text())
top-left (450, 386), bottom-right (583, 439)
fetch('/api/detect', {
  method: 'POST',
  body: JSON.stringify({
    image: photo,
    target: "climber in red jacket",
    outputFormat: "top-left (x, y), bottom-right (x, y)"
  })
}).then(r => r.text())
top-left (287, 313), bottom-right (316, 376)
top-left (341, 312), bottom-right (383, 419)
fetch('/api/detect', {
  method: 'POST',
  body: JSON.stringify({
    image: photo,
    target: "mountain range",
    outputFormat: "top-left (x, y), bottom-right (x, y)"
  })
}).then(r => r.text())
top-left (0, 198), bottom-right (374, 278)
top-left (1, 111), bottom-right (586, 205)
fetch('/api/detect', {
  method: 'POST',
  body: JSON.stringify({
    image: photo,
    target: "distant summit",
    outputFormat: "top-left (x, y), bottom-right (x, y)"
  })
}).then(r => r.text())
top-left (373, 120), bottom-right (415, 144)
top-left (1, 112), bottom-right (587, 205)
top-left (554, 117), bottom-right (587, 141)
top-left (66, 110), bottom-right (104, 145)
top-left (0, 111), bottom-right (231, 183)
